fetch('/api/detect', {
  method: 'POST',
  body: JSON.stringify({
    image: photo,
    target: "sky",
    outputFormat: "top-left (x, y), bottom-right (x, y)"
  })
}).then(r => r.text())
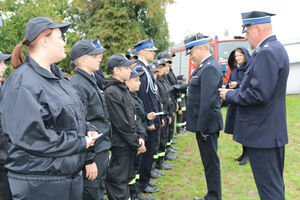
top-left (165, 0), bottom-right (300, 44)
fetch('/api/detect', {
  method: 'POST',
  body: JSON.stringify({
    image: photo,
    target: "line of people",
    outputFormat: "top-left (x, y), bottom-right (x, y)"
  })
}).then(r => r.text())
top-left (0, 16), bottom-right (187, 200)
top-left (0, 10), bottom-right (289, 200)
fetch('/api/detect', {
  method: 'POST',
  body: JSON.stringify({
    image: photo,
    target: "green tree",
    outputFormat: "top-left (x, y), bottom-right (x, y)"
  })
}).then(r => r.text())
top-left (0, 0), bottom-right (77, 73)
top-left (70, 0), bottom-right (174, 73)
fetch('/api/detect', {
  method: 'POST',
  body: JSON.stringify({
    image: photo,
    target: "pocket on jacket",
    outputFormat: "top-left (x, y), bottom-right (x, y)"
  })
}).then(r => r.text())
top-left (190, 77), bottom-right (199, 85)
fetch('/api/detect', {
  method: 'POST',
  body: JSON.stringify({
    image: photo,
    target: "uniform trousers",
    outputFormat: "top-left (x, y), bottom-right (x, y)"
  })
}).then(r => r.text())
top-left (83, 150), bottom-right (109, 200)
top-left (139, 130), bottom-right (157, 190)
top-left (247, 146), bottom-right (285, 200)
top-left (7, 171), bottom-right (83, 200)
top-left (168, 113), bottom-right (175, 141)
top-left (196, 132), bottom-right (221, 200)
top-left (106, 147), bottom-right (135, 200)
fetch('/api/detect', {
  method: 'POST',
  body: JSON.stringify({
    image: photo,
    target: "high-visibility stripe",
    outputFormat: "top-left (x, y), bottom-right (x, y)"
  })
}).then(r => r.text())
top-left (167, 141), bottom-right (172, 146)
top-left (136, 174), bottom-right (140, 180)
top-left (129, 178), bottom-right (136, 185)
top-left (176, 123), bottom-right (182, 127)
top-left (158, 152), bottom-right (166, 157)
top-left (181, 93), bottom-right (185, 98)
top-left (153, 154), bottom-right (159, 159)
top-left (181, 106), bottom-right (186, 111)
top-left (134, 115), bottom-right (137, 120)
top-left (177, 98), bottom-right (182, 102)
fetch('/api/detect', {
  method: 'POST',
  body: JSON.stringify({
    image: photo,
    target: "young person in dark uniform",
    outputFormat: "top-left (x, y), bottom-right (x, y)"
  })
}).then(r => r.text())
top-left (147, 62), bottom-right (166, 180)
top-left (157, 51), bottom-right (178, 153)
top-left (176, 75), bottom-right (188, 136)
top-left (154, 59), bottom-right (174, 170)
top-left (219, 11), bottom-right (289, 200)
top-left (103, 54), bottom-right (147, 200)
top-left (133, 38), bottom-right (161, 194)
top-left (225, 47), bottom-right (250, 165)
top-left (126, 69), bottom-right (156, 200)
top-left (0, 17), bottom-right (98, 200)
top-left (70, 40), bottom-right (112, 200)
top-left (184, 33), bottom-right (223, 200)
top-left (0, 51), bottom-right (12, 200)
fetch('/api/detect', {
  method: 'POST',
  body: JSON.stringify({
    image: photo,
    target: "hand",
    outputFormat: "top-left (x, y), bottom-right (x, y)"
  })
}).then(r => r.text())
top-left (229, 81), bottom-right (238, 89)
top-left (176, 103), bottom-right (179, 111)
top-left (178, 110), bottom-right (182, 115)
top-left (218, 88), bottom-right (230, 100)
top-left (148, 124), bottom-right (156, 131)
top-left (169, 117), bottom-right (172, 125)
top-left (85, 131), bottom-right (98, 149)
top-left (161, 119), bottom-right (165, 128)
top-left (85, 162), bottom-right (98, 180)
top-left (147, 112), bottom-right (156, 120)
top-left (137, 138), bottom-right (146, 155)
top-left (87, 130), bottom-right (98, 137)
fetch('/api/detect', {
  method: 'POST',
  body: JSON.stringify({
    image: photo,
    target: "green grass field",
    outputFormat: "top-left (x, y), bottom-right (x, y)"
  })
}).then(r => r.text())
top-left (146, 94), bottom-right (300, 200)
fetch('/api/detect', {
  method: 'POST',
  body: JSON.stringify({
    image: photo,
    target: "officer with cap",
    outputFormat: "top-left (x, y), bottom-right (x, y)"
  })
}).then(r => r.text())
top-left (69, 39), bottom-right (111, 200)
top-left (133, 38), bottom-right (161, 193)
top-left (90, 39), bottom-right (107, 90)
top-left (184, 33), bottom-right (223, 200)
top-left (0, 51), bottom-right (12, 200)
top-left (219, 11), bottom-right (289, 200)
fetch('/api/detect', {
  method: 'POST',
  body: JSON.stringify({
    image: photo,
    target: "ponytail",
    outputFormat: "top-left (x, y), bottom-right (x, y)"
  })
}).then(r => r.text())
top-left (11, 29), bottom-right (53, 69)
top-left (11, 38), bottom-right (29, 69)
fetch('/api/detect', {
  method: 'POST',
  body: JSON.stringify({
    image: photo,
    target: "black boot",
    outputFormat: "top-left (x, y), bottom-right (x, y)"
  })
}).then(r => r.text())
top-left (234, 146), bottom-right (246, 162)
top-left (239, 147), bottom-right (249, 165)
top-left (239, 155), bottom-right (249, 165)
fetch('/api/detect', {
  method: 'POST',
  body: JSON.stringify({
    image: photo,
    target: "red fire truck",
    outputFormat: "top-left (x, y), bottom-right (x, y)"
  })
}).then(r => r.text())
top-left (171, 36), bottom-right (250, 85)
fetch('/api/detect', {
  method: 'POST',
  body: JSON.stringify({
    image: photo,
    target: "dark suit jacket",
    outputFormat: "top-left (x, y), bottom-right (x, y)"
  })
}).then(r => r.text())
top-left (226, 35), bottom-right (289, 148)
top-left (186, 55), bottom-right (223, 134)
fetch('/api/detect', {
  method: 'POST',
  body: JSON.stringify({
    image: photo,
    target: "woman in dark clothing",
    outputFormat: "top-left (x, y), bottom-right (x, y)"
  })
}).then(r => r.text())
top-left (225, 47), bottom-right (250, 165)
top-left (0, 51), bottom-right (12, 200)
top-left (0, 17), bottom-right (98, 200)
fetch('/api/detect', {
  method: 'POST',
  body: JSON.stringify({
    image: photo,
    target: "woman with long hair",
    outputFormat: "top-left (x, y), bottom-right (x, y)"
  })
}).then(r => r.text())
top-left (0, 17), bottom-right (97, 200)
top-left (225, 47), bottom-right (251, 165)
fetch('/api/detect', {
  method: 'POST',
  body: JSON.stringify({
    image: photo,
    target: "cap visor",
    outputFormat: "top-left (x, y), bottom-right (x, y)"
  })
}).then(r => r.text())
top-left (54, 23), bottom-right (70, 34)
top-left (144, 46), bottom-right (158, 51)
top-left (120, 60), bottom-right (136, 67)
top-left (130, 71), bottom-right (144, 78)
top-left (0, 54), bottom-right (11, 61)
top-left (87, 48), bottom-right (104, 55)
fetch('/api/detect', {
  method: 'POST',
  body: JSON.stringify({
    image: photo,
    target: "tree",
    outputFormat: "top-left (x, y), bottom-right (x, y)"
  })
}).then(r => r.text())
top-left (70, 0), bottom-right (174, 73)
top-left (0, 0), bottom-right (77, 73)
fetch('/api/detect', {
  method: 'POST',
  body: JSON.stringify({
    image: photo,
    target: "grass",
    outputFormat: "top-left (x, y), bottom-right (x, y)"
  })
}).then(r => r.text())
top-left (145, 94), bottom-right (300, 200)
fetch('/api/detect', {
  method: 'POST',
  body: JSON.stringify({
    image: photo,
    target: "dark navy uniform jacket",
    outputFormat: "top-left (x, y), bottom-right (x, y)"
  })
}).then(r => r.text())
top-left (134, 60), bottom-right (161, 128)
top-left (70, 68), bottom-right (112, 153)
top-left (0, 56), bottom-right (93, 176)
top-left (224, 47), bottom-right (250, 134)
top-left (94, 67), bottom-right (105, 90)
top-left (226, 35), bottom-right (289, 148)
top-left (186, 55), bottom-right (223, 134)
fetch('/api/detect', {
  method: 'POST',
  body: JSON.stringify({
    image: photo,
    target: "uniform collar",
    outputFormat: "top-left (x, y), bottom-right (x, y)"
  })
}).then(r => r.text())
top-left (75, 68), bottom-right (98, 86)
top-left (138, 58), bottom-right (148, 66)
top-left (255, 35), bottom-right (276, 52)
top-left (199, 54), bottom-right (212, 67)
top-left (26, 56), bottom-right (62, 80)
